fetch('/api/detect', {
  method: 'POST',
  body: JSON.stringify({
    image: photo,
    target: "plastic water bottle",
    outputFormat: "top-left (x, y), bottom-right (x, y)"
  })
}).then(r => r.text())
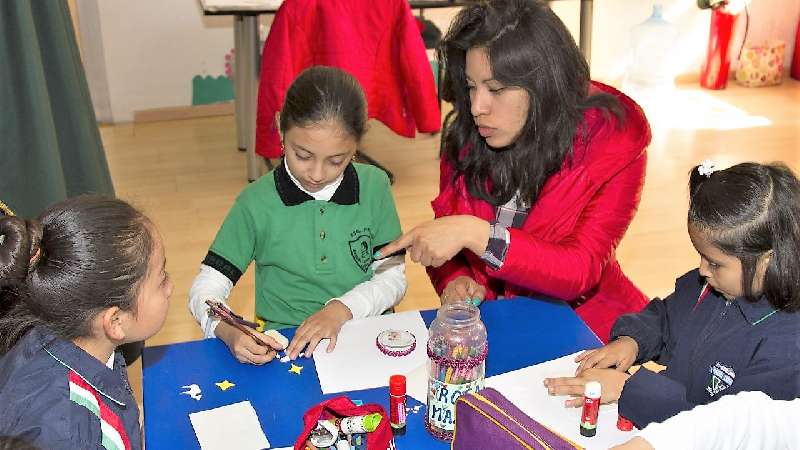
top-left (624, 4), bottom-right (679, 91)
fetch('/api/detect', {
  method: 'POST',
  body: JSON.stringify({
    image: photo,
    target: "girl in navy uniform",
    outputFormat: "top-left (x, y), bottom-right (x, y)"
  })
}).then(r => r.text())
top-left (545, 161), bottom-right (800, 428)
top-left (0, 196), bottom-right (173, 450)
top-left (188, 66), bottom-right (406, 364)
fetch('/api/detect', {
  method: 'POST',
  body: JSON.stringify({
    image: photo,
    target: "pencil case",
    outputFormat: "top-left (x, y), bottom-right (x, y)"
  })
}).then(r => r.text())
top-left (453, 387), bottom-right (582, 450)
top-left (295, 396), bottom-right (394, 450)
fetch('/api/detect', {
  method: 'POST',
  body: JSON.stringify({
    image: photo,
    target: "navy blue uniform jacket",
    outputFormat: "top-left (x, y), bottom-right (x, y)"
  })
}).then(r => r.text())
top-left (612, 269), bottom-right (800, 428)
top-left (0, 326), bottom-right (142, 450)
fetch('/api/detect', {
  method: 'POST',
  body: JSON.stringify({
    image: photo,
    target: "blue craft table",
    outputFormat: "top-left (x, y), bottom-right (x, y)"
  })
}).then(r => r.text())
top-left (142, 297), bottom-right (601, 449)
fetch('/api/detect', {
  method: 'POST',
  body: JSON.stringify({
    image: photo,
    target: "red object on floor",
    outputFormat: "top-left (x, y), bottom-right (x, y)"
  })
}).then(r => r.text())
top-left (700, 8), bottom-right (739, 89)
top-left (791, 17), bottom-right (800, 80)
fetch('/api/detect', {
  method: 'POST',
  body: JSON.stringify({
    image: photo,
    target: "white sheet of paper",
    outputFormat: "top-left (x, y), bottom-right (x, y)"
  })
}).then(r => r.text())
top-left (189, 401), bottom-right (271, 450)
top-left (485, 352), bottom-right (634, 449)
top-left (314, 310), bottom-right (430, 394)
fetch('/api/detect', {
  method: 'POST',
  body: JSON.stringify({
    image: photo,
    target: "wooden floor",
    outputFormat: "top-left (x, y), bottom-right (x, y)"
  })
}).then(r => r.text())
top-left (101, 80), bottom-right (800, 406)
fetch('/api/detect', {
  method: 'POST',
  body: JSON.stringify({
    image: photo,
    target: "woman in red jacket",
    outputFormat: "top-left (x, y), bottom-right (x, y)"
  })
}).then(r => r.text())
top-left (379, 0), bottom-right (651, 342)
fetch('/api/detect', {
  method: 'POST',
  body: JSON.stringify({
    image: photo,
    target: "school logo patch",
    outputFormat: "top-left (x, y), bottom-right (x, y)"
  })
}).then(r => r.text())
top-left (706, 361), bottom-right (735, 397)
top-left (348, 231), bottom-right (372, 273)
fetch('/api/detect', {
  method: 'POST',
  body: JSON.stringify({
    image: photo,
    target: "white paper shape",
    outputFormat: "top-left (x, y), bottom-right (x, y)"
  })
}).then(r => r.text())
top-left (485, 352), bottom-right (634, 449)
top-left (189, 401), bottom-right (270, 450)
top-left (314, 311), bottom-right (430, 394)
top-left (181, 384), bottom-right (203, 400)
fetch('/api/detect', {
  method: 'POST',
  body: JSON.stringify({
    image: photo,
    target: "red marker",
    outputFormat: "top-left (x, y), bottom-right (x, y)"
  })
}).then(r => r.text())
top-left (580, 381), bottom-right (601, 437)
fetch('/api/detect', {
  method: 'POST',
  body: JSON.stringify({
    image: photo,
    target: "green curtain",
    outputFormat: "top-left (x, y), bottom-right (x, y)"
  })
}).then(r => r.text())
top-left (0, 0), bottom-right (113, 219)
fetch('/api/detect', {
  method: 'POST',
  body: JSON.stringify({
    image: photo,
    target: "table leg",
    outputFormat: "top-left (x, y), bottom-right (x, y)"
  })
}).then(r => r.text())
top-left (239, 15), bottom-right (261, 182)
top-left (579, 0), bottom-right (593, 65)
top-left (234, 17), bottom-right (246, 152)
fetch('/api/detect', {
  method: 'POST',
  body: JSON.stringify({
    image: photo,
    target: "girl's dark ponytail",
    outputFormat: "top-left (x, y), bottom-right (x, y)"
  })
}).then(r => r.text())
top-left (0, 195), bottom-right (153, 354)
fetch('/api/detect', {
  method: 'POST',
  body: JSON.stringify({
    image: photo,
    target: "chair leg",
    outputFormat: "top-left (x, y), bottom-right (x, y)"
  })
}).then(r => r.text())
top-left (119, 340), bottom-right (144, 365)
top-left (356, 150), bottom-right (394, 185)
top-left (263, 157), bottom-right (274, 171)
top-left (437, 56), bottom-right (444, 120)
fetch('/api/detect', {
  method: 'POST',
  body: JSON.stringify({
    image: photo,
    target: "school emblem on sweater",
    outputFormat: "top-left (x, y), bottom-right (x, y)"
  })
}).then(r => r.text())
top-left (706, 361), bottom-right (735, 397)
top-left (349, 230), bottom-right (372, 273)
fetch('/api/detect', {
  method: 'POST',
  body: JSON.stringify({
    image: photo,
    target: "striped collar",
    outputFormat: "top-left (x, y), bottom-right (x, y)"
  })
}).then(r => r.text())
top-left (30, 326), bottom-right (130, 406)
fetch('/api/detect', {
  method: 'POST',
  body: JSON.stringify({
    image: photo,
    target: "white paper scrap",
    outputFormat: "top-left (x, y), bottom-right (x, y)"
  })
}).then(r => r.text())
top-left (189, 400), bottom-right (270, 450)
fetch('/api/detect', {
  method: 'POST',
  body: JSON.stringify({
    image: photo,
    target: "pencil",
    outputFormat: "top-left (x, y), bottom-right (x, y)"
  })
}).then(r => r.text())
top-left (206, 300), bottom-right (270, 348)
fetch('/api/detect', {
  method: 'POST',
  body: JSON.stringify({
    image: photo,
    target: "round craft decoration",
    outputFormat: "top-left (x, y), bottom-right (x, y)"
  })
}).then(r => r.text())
top-left (376, 329), bottom-right (416, 357)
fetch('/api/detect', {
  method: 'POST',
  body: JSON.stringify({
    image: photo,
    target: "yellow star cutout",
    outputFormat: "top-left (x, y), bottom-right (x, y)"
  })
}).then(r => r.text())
top-left (215, 380), bottom-right (235, 391)
top-left (289, 363), bottom-right (303, 375)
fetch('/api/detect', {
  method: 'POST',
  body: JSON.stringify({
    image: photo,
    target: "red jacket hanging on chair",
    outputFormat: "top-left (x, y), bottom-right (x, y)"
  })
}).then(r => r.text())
top-left (256, 0), bottom-right (441, 159)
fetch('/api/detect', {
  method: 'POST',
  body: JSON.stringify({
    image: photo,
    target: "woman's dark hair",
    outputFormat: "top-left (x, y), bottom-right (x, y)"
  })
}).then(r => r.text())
top-left (279, 66), bottom-right (368, 142)
top-left (438, 0), bottom-right (622, 206)
top-left (688, 162), bottom-right (800, 311)
top-left (0, 195), bottom-right (154, 353)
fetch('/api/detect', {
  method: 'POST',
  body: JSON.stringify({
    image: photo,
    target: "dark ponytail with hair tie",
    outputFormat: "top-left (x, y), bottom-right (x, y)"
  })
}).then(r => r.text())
top-left (0, 217), bottom-right (38, 288)
top-left (0, 195), bottom-right (154, 354)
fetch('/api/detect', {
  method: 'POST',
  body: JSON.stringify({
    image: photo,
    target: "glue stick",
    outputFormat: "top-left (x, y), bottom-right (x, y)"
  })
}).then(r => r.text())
top-left (389, 374), bottom-right (407, 435)
top-left (579, 381), bottom-right (601, 437)
top-left (324, 413), bottom-right (383, 434)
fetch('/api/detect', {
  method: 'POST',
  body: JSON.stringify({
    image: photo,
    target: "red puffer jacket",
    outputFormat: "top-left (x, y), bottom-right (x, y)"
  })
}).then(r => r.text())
top-left (427, 82), bottom-right (651, 342)
top-left (255, 0), bottom-right (441, 159)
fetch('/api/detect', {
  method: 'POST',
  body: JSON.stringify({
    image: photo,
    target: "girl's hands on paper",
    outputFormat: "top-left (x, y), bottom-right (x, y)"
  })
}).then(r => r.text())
top-left (216, 321), bottom-right (282, 365)
top-left (286, 300), bottom-right (353, 359)
top-left (543, 368), bottom-right (630, 407)
top-left (574, 336), bottom-right (639, 375)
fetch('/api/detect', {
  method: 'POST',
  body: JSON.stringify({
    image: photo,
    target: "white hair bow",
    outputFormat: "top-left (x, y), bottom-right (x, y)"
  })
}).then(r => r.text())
top-left (698, 159), bottom-right (717, 177)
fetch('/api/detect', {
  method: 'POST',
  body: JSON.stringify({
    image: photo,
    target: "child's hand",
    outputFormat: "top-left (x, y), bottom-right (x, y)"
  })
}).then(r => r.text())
top-left (441, 276), bottom-right (487, 305)
top-left (286, 300), bottom-right (353, 360)
top-left (543, 368), bottom-right (630, 408)
top-left (574, 336), bottom-right (639, 375)
top-left (216, 321), bottom-right (282, 365)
